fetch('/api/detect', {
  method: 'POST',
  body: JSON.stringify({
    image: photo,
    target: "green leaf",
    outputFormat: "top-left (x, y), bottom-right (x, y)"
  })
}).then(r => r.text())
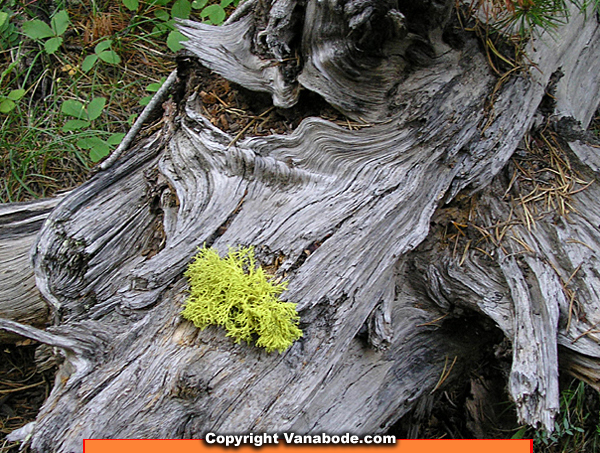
top-left (7, 89), bottom-right (25, 101)
top-left (77, 136), bottom-right (106, 149)
top-left (77, 136), bottom-right (112, 161)
top-left (61, 99), bottom-right (86, 119)
top-left (139, 95), bottom-right (153, 106)
top-left (94, 39), bottom-right (113, 53)
top-left (86, 97), bottom-right (106, 121)
top-left (192, 0), bottom-right (208, 9)
top-left (164, 19), bottom-right (177, 31)
top-left (97, 50), bottom-right (121, 65)
top-left (172, 0), bottom-right (191, 19)
top-left (128, 113), bottom-right (138, 125)
top-left (62, 119), bottom-right (90, 132)
top-left (22, 20), bottom-right (54, 40)
top-left (50, 10), bottom-right (70, 36)
top-left (154, 9), bottom-right (170, 21)
top-left (122, 0), bottom-right (139, 11)
top-left (512, 427), bottom-right (528, 440)
top-left (44, 36), bottom-right (62, 54)
top-left (167, 30), bottom-right (187, 52)
top-left (89, 142), bottom-right (111, 162)
top-left (146, 79), bottom-right (165, 92)
top-left (221, 0), bottom-right (233, 7)
top-left (82, 54), bottom-right (98, 72)
top-left (0, 12), bottom-right (9, 28)
top-left (107, 132), bottom-right (126, 146)
top-left (0, 99), bottom-right (16, 113)
top-left (201, 4), bottom-right (226, 25)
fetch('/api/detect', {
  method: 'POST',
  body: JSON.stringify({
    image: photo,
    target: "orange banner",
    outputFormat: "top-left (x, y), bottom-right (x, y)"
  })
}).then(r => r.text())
top-left (84, 438), bottom-right (533, 453)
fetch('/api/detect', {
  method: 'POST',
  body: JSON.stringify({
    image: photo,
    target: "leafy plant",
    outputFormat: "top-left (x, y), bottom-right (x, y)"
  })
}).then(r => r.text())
top-left (22, 10), bottom-right (70, 54)
top-left (182, 246), bottom-right (303, 353)
top-left (76, 133), bottom-right (126, 163)
top-left (2, 0), bottom-right (240, 202)
top-left (81, 39), bottom-right (122, 72)
top-left (137, 0), bottom-right (236, 52)
top-left (0, 88), bottom-right (25, 113)
top-left (61, 97), bottom-right (107, 131)
top-left (0, 9), bottom-right (20, 51)
top-left (141, 0), bottom-right (191, 52)
top-left (139, 78), bottom-right (166, 106)
top-left (61, 97), bottom-right (125, 162)
top-left (194, 0), bottom-right (236, 25)
top-left (122, 0), bottom-right (140, 11)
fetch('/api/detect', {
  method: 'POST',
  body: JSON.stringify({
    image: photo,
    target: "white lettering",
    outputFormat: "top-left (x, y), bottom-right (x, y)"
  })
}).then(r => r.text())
top-left (283, 432), bottom-right (295, 443)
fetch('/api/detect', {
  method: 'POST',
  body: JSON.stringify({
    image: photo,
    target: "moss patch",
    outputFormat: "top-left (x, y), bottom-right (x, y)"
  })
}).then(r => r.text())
top-left (181, 246), bottom-right (302, 353)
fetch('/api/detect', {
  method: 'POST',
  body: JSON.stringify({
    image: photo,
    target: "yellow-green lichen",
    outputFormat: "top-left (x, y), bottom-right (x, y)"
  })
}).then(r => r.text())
top-left (181, 246), bottom-right (302, 353)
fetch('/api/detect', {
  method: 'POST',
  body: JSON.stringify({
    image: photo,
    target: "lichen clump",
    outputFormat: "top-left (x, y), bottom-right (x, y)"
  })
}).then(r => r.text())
top-left (181, 246), bottom-right (302, 353)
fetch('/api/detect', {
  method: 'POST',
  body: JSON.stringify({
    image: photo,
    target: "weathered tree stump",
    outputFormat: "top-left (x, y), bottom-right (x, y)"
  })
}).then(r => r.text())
top-left (2, 1), bottom-right (600, 451)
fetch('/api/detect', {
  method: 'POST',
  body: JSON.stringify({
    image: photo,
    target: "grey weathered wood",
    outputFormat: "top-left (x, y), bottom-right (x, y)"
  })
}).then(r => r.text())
top-left (2, 1), bottom-right (600, 450)
top-left (0, 196), bottom-right (65, 342)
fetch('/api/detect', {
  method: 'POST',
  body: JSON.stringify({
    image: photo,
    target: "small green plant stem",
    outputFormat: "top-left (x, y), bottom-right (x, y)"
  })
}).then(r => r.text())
top-left (99, 68), bottom-right (178, 170)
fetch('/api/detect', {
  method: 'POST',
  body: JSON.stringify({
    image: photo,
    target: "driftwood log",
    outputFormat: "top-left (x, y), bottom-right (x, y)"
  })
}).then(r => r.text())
top-left (3, 0), bottom-right (600, 451)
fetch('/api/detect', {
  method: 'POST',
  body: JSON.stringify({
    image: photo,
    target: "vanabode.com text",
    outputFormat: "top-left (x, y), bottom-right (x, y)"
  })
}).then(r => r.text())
top-left (204, 432), bottom-right (396, 447)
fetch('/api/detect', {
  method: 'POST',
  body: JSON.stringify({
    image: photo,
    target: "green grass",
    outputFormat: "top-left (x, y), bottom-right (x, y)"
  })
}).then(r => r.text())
top-left (525, 379), bottom-right (600, 452)
top-left (0, 0), bottom-right (236, 203)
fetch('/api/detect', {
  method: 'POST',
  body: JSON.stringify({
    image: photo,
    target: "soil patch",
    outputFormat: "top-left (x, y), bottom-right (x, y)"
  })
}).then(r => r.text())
top-left (1, 343), bottom-right (54, 453)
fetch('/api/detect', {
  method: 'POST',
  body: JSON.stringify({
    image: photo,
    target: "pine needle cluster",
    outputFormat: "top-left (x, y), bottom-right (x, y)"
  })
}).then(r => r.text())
top-left (181, 246), bottom-right (302, 353)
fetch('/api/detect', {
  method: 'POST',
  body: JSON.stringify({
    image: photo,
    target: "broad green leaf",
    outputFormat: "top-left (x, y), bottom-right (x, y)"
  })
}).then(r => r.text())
top-left (94, 39), bottom-right (113, 53)
top-left (122, 0), bottom-right (139, 11)
top-left (139, 95), bottom-right (153, 106)
top-left (192, 0), bottom-right (208, 9)
top-left (22, 20), bottom-right (54, 39)
top-left (61, 99), bottom-right (86, 119)
top-left (77, 136), bottom-right (106, 149)
top-left (221, 0), bottom-right (233, 7)
top-left (167, 30), bottom-right (187, 52)
top-left (50, 10), bottom-right (70, 36)
top-left (87, 97), bottom-right (106, 121)
top-left (44, 36), bottom-right (62, 54)
top-left (62, 119), bottom-right (90, 131)
top-left (154, 9), bottom-right (170, 21)
top-left (7, 89), bottom-right (25, 101)
top-left (97, 50), bottom-right (121, 65)
top-left (146, 78), bottom-right (166, 92)
top-left (82, 54), bottom-right (98, 72)
top-left (0, 12), bottom-right (8, 28)
top-left (201, 4), bottom-right (226, 25)
top-left (172, 0), bottom-right (191, 19)
top-left (89, 142), bottom-right (111, 162)
top-left (0, 99), bottom-right (16, 113)
top-left (107, 132), bottom-right (126, 145)
top-left (163, 19), bottom-right (176, 31)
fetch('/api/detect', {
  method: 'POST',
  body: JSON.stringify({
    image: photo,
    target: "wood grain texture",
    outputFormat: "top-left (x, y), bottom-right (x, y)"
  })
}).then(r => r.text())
top-left (0, 196), bottom-right (65, 342)
top-left (1, 1), bottom-right (600, 450)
